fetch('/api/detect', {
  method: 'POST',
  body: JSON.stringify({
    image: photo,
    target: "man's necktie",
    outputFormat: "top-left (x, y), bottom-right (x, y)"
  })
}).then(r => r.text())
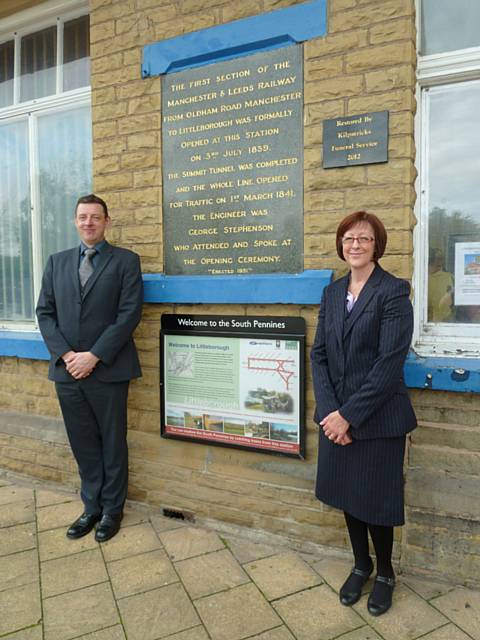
top-left (79, 249), bottom-right (96, 287)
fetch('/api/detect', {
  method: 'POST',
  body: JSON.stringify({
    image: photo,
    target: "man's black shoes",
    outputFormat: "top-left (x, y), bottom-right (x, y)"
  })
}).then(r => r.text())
top-left (95, 513), bottom-right (123, 543)
top-left (66, 513), bottom-right (101, 539)
top-left (339, 560), bottom-right (374, 606)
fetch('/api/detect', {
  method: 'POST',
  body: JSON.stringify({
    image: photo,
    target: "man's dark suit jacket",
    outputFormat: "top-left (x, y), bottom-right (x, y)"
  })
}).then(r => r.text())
top-left (310, 264), bottom-right (416, 440)
top-left (36, 241), bottom-right (143, 382)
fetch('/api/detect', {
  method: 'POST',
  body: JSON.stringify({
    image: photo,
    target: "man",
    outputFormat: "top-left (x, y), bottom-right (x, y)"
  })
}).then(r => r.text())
top-left (36, 194), bottom-right (143, 542)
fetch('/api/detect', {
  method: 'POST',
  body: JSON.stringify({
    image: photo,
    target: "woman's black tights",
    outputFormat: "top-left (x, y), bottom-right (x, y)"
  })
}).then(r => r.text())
top-left (344, 511), bottom-right (394, 578)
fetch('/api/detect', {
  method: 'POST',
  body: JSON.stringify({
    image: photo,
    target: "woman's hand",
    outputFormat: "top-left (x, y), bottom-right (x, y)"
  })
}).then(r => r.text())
top-left (320, 410), bottom-right (352, 445)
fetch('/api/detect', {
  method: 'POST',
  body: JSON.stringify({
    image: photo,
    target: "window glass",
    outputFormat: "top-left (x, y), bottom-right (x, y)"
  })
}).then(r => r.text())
top-left (0, 120), bottom-right (34, 321)
top-left (0, 40), bottom-right (14, 108)
top-left (20, 25), bottom-right (57, 102)
top-left (421, 0), bottom-right (480, 55)
top-left (427, 81), bottom-right (480, 324)
top-left (38, 105), bottom-right (93, 263)
top-left (63, 15), bottom-right (90, 92)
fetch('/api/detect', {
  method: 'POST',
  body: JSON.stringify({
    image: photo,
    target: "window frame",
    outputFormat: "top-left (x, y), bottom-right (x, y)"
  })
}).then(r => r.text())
top-left (0, 0), bottom-right (90, 330)
top-left (413, 0), bottom-right (480, 358)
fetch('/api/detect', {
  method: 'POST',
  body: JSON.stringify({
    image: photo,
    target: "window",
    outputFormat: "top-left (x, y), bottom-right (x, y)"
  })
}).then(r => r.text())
top-left (0, 1), bottom-right (91, 326)
top-left (414, 0), bottom-right (480, 356)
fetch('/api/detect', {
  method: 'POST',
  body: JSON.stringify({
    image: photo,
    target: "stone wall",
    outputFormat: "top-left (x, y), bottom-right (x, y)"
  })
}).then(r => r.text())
top-left (1, 0), bottom-right (479, 586)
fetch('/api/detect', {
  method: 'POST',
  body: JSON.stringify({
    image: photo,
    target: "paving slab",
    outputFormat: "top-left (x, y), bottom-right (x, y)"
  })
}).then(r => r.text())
top-left (150, 514), bottom-right (187, 533)
top-left (118, 582), bottom-right (200, 640)
top-left (35, 488), bottom-right (76, 508)
top-left (431, 587), bottom-right (480, 640)
top-left (0, 548), bottom-right (39, 592)
top-left (353, 584), bottom-right (449, 640)
top-left (419, 623), bottom-right (473, 640)
top-left (0, 522), bottom-right (36, 557)
top-left (108, 548), bottom-right (178, 599)
top-left (0, 582), bottom-right (42, 637)
top-left (162, 626), bottom-right (210, 640)
top-left (244, 551), bottom-right (322, 601)
top-left (223, 535), bottom-right (279, 565)
top-left (121, 505), bottom-right (149, 527)
top-left (38, 525), bottom-right (97, 561)
top-left (36, 501), bottom-right (83, 532)
top-left (401, 574), bottom-right (454, 600)
top-left (195, 582), bottom-right (282, 640)
top-left (100, 522), bottom-right (162, 562)
top-left (76, 625), bottom-right (126, 639)
top-left (1, 626), bottom-right (43, 640)
top-left (0, 500), bottom-right (35, 527)
top-left (43, 582), bottom-right (119, 640)
top-left (248, 627), bottom-right (296, 640)
top-left (176, 548), bottom-right (249, 599)
top-left (0, 485), bottom-right (34, 505)
top-left (273, 584), bottom-right (363, 640)
top-left (41, 547), bottom-right (108, 598)
top-left (160, 526), bottom-right (225, 561)
top-left (332, 628), bottom-right (383, 640)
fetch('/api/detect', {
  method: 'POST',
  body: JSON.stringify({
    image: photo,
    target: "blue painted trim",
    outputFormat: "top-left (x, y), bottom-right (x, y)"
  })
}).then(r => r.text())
top-left (142, 0), bottom-right (327, 76)
top-left (143, 270), bottom-right (333, 304)
top-left (404, 350), bottom-right (480, 394)
top-left (0, 330), bottom-right (49, 361)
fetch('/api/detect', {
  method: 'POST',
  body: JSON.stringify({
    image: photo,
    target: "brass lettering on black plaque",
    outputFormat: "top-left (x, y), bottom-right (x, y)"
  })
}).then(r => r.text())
top-left (162, 46), bottom-right (303, 275)
top-left (323, 110), bottom-right (388, 168)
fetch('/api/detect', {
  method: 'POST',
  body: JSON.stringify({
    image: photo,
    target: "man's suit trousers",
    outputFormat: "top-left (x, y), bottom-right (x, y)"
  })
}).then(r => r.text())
top-left (55, 377), bottom-right (129, 516)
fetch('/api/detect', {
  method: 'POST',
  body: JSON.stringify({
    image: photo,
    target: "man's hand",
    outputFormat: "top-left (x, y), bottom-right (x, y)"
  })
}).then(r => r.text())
top-left (63, 351), bottom-right (99, 379)
top-left (320, 410), bottom-right (352, 445)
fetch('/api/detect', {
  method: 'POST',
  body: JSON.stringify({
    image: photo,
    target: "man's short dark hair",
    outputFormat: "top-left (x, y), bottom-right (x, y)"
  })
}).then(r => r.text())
top-left (75, 194), bottom-right (108, 218)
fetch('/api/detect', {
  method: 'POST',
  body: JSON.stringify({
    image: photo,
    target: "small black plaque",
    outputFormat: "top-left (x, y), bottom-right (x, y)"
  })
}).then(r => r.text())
top-left (162, 46), bottom-right (303, 276)
top-left (323, 110), bottom-right (388, 168)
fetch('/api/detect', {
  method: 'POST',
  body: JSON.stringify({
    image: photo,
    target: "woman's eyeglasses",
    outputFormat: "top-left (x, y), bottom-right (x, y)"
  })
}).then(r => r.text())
top-left (342, 236), bottom-right (375, 246)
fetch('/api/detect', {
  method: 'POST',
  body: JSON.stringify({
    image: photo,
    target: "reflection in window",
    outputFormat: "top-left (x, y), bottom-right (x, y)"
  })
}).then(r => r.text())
top-left (0, 40), bottom-right (14, 108)
top-left (0, 120), bottom-right (34, 321)
top-left (421, 0), bottom-right (480, 55)
top-left (427, 81), bottom-right (480, 324)
top-left (20, 26), bottom-right (57, 102)
top-left (63, 15), bottom-right (90, 92)
top-left (38, 106), bottom-right (93, 262)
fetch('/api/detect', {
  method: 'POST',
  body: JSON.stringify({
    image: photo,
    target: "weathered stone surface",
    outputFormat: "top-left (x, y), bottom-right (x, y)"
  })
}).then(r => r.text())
top-left (419, 624), bottom-right (472, 640)
top-left (195, 583), bottom-right (281, 640)
top-left (244, 552), bottom-right (322, 601)
top-left (0, 500), bottom-right (35, 527)
top-left (223, 535), bottom-right (278, 565)
top-left (176, 548), bottom-right (249, 599)
top-left (0, 549), bottom-right (38, 591)
top-left (35, 489), bottom-right (76, 508)
top-left (273, 584), bottom-right (363, 640)
top-left (1, 625), bottom-right (43, 639)
top-left (160, 526), bottom-right (225, 561)
top-left (36, 501), bottom-right (83, 532)
top-left (101, 522), bottom-right (162, 562)
top-left (108, 548), bottom-right (178, 598)
top-left (355, 584), bottom-right (448, 640)
top-left (0, 583), bottom-right (41, 636)
top-left (431, 588), bottom-right (480, 640)
top-left (0, 485), bottom-right (34, 505)
top-left (118, 583), bottom-right (200, 640)
top-left (0, 522), bottom-right (36, 557)
top-left (75, 626), bottom-right (126, 640)
top-left (43, 583), bottom-right (119, 640)
top-left (41, 548), bottom-right (108, 598)
top-left (38, 525), bottom-right (97, 561)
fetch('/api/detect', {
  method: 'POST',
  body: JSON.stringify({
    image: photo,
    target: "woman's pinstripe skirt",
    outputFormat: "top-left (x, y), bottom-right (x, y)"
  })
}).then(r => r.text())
top-left (315, 429), bottom-right (407, 526)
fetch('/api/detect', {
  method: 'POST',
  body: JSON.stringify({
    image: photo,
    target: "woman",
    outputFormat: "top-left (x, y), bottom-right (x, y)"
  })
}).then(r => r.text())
top-left (311, 211), bottom-right (416, 616)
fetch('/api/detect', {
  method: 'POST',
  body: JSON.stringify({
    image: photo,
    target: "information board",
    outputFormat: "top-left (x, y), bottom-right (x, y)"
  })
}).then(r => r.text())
top-left (162, 46), bottom-right (303, 275)
top-left (160, 314), bottom-right (305, 458)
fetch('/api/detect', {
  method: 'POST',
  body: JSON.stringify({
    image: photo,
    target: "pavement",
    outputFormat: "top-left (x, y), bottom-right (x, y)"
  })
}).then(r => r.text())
top-left (0, 474), bottom-right (479, 640)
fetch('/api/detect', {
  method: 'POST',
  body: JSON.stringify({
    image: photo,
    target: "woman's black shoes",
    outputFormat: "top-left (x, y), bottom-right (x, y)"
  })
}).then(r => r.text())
top-left (339, 561), bottom-right (374, 606)
top-left (367, 575), bottom-right (395, 616)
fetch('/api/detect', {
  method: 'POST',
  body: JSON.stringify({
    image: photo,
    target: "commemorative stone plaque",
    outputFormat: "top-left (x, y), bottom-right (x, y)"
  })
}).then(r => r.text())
top-left (162, 45), bottom-right (303, 275)
top-left (322, 110), bottom-right (389, 168)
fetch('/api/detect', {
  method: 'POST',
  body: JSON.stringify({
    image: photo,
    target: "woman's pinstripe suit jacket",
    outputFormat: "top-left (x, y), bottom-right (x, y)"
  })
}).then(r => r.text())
top-left (310, 264), bottom-right (417, 440)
